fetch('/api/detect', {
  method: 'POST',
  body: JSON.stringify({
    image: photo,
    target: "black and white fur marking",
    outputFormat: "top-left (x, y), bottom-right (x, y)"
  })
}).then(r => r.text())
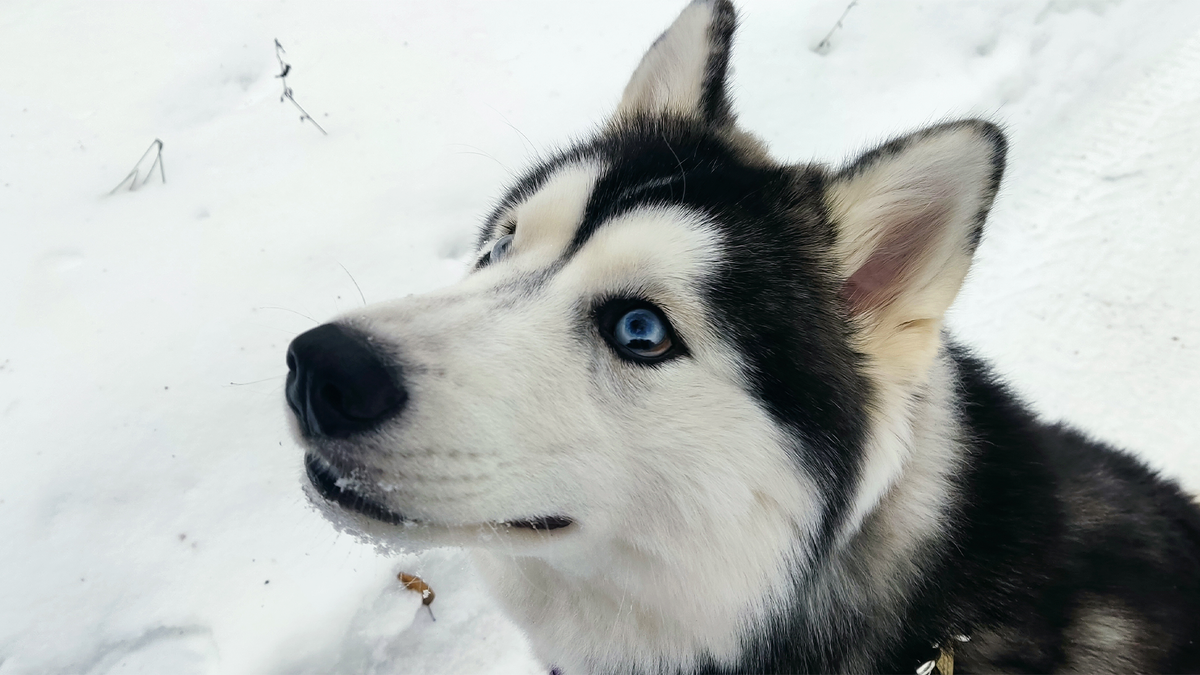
top-left (284, 2), bottom-right (1200, 672)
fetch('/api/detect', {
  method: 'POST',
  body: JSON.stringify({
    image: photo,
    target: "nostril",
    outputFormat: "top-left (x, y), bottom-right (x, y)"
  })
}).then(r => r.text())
top-left (284, 324), bottom-right (407, 438)
top-left (319, 383), bottom-right (346, 416)
top-left (318, 376), bottom-right (406, 423)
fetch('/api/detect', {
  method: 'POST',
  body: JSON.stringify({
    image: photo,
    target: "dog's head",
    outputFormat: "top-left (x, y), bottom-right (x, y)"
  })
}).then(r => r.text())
top-left (285, 0), bottom-right (1003, 577)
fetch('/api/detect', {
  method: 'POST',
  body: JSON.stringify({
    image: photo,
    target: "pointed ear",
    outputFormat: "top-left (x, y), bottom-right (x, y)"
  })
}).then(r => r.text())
top-left (827, 120), bottom-right (1006, 379)
top-left (615, 0), bottom-right (737, 125)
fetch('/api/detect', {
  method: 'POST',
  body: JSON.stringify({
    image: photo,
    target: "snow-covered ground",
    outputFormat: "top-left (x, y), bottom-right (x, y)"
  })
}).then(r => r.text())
top-left (2, 1), bottom-right (1198, 673)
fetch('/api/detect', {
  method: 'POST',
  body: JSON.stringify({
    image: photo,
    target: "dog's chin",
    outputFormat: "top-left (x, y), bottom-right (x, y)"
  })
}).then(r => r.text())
top-left (303, 454), bottom-right (574, 538)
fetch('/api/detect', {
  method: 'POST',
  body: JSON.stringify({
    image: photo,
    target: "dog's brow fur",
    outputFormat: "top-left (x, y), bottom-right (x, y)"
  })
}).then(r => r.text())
top-left (509, 162), bottom-right (604, 266)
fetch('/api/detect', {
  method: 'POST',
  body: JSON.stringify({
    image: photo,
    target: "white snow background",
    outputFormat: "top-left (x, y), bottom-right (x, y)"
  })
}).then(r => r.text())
top-left (2, 1), bottom-right (1199, 673)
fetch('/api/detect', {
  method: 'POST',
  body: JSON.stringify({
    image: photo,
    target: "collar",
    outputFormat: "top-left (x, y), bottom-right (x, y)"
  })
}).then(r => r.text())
top-left (917, 634), bottom-right (971, 675)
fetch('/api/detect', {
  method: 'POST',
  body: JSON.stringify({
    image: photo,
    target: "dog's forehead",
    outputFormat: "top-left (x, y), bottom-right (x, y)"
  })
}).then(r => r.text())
top-left (479, 122), bottom-right (788, 266)
top-left (477, 159), bottom-right (723, 315)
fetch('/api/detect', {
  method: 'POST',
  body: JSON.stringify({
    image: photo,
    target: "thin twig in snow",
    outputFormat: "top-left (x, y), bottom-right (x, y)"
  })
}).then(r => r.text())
top-left (275, 39), bottom-right (327, 135)
top-left (814, 1), bottom-right (858, 55)
top-left (110, 139), bottom-right (165, 193)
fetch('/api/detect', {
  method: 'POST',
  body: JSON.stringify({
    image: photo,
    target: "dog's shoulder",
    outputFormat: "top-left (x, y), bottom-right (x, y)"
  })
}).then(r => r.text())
top-left (944, 345), bottom-right (1200, 672)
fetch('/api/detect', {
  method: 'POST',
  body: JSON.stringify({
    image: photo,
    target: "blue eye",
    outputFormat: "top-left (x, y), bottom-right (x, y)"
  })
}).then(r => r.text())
top-left (613, 308), bottom-right (671, 358)
top-left (598, 300), bottom-right (684, 363)
top-left (491, 234), bottom-right (514, 262)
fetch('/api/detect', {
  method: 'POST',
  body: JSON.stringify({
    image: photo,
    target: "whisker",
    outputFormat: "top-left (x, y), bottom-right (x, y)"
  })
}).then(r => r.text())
top-left (447, 143), bottom-right (508, 171)
top-left (254, 306), bottom-right (319, 324)
top-left (338, 262), bottom-right (368, 307)
top-left (227, 375), bottom-right (285, 386)
top-left (661, 133), bottom-right (687, 201)
top-left (485, 103), bottom-right (540, 160)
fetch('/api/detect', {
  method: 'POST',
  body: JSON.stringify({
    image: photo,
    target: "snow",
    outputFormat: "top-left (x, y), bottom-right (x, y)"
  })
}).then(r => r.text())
top-left (2, 1), bottom-right (1199, 673)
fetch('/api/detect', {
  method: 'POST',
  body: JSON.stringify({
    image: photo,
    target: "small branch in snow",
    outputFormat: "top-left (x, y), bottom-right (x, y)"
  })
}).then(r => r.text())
top-left (275, 39), bottom-right (327, 135)
top-left (814, 0), bottom-right (858, 56)
top-left (110, 139), bottom-right (166, 194)
top-left (398, 573), bottom-right (437, 621)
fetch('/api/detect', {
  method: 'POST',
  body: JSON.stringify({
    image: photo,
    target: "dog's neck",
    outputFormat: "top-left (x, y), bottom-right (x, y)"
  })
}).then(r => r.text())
top-left (473, 351), bottom-right (964, 674)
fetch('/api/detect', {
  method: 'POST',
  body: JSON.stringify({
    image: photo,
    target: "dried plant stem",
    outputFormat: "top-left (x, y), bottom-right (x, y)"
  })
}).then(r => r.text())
top-left (814, 1), bottom-right (858, 55)
top-left (275, 39), bottom-right (327, 135)
top-left (110, 139), bottom-right (165, 194)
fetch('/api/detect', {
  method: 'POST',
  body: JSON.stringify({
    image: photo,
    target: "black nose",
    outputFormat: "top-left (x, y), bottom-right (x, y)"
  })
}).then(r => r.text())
top-left (285, 324), bottom-right (406, 438)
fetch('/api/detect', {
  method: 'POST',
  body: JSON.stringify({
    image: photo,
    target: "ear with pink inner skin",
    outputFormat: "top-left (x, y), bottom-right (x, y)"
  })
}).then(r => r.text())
top-left (827, 121), bottom-right (1006, 380)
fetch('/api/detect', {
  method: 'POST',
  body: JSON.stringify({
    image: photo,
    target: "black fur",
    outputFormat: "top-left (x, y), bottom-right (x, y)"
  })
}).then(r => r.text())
top-left (697, 0), bottom-right (737, 126)
top-left (894, 348), bottom-right (1200, 674)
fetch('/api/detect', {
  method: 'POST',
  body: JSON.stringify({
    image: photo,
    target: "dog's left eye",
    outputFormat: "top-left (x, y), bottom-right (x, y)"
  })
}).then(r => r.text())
top-left (598, 301), bottom-right (682, 363)
top-left (490, 234), bottom-right (514, 262)
top-left (615, 309), bottom-right (668, 356)
top-left (476, 233), bottom-right (514, 270)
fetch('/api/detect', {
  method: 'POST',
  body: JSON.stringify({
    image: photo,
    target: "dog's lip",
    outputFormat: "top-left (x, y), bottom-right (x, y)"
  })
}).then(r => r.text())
top-left (503, 515), bottom-right (575, 531)
top-left (305, 454), bottom-right (407, 525)
top-left (304, 454), bottom-right (575, 532)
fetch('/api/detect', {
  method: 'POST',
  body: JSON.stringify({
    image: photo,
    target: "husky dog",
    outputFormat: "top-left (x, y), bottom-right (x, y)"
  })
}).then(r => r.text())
top-left (284, 1), bottom-right (1200, 672)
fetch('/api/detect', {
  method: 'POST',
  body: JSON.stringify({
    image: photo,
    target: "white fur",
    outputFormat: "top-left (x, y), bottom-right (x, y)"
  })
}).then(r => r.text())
top-left (506, 162), bottom-right (604, 267)
top-left (473, 209), bottom-right (823, 672)
top-left (811, 349), bottom-right (967, 673)
top-left (826, 125), bottom-right (998, 547)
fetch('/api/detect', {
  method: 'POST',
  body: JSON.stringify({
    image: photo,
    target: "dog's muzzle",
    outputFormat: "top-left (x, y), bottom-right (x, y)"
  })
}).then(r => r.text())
top-left (285, 323), bottom-right (576, 532)
top-left (285, 323), bottom-right (406, 438)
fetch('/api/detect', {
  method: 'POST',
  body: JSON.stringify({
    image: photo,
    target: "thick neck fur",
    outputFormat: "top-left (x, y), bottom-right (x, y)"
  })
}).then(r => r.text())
top-left (473, 347), bottom-right (969, 674)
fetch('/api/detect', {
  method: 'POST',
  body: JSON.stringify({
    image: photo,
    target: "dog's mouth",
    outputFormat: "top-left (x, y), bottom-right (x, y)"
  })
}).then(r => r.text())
top-left (503, 515), bottom-right (575, 531)
top-left (304, 454), bottom-right (574, 532)
top-left (305, 454), bottom-right (407, 525)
